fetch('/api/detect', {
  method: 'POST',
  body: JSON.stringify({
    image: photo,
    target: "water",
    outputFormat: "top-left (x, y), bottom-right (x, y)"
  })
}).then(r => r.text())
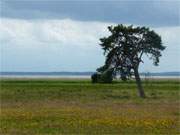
top-left (0, 72), bottom-right (92, 79)
top-left (0, 75), bottom-right (91, 79)
top-left (0, 72), bottom-right (179, 79)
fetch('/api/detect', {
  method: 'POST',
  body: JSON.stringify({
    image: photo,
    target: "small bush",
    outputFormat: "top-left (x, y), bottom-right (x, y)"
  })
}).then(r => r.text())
top-left (91, 73), bottom-right (101, 83)
top-left (91, 69), bottom-right (113, 83)
top-left (100, 70), bottom-right (113, 83)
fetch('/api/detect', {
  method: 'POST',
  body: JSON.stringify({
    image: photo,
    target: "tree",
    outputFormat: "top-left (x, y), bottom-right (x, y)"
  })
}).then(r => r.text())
top-left (98, 24), bottom-right (165, 98)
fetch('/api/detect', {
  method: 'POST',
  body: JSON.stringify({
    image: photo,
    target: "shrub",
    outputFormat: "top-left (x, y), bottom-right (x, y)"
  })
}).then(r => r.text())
top-left (91, 69), bottom-right (113, 83)
top-left (91, 73), bottom-right (101, 83)
top-left (100, 69), bottom-right (113, 83)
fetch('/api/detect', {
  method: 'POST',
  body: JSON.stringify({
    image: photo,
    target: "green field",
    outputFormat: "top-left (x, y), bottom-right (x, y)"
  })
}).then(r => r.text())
top-left (0, 78), bottom-right (180, 135)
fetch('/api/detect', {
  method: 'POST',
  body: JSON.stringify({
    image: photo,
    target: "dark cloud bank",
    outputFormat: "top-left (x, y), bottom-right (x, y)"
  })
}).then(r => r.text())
top-left (1, 0), bottom-right (179, 27)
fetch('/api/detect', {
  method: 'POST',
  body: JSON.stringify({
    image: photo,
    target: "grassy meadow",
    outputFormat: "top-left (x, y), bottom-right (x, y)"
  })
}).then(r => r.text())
top-left (0, 78), bottom-right (180, 134)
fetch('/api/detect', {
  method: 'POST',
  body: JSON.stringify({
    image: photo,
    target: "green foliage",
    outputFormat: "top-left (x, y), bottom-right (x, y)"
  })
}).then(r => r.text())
top-left (99, 69), bottom-right (113, 83)
top-left (99, 24), bottom-right (165, 79)
top-left (97, 65), bottom-right (109, 73)
top-left (91, 73), bottom-right (101, 83)
top-left (91, 68), bottom-right (113, 83)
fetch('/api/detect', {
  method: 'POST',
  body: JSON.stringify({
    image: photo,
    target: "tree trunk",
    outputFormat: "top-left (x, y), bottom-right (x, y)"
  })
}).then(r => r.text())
top-left (134, 67), bottom-right (146, 98)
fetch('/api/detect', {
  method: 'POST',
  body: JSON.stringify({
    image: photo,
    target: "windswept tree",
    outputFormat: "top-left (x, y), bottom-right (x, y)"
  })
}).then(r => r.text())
top-left (98, 24), bottom-right (165, 98)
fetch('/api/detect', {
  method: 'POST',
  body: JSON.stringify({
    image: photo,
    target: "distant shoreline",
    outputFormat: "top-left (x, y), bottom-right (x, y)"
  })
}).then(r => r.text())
top-left (0, 75), bottom-right (179, 80)
top-left (0, 71), bottom-right (179, 79)
top-left (0, 71), bottom-right (180, 76)
top-left (0, 75), bottom-right (91, 79)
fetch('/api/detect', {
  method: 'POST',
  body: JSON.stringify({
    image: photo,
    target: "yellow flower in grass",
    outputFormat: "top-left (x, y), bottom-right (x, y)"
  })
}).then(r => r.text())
top-left (29, 122), bottom-right (38, 127)
top-left (143, 120), bottom-right (154, 128)
top-left (158, 119), bottom-right (175, 128)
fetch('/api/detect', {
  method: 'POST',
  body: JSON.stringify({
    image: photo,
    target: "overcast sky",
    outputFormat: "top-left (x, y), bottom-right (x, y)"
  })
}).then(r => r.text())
top-left (0, 0), bottom-right (180, 72)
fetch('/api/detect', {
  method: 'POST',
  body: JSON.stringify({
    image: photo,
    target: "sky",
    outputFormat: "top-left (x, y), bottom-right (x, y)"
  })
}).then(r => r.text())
top-left (0, 0), bottom-right (180, 72)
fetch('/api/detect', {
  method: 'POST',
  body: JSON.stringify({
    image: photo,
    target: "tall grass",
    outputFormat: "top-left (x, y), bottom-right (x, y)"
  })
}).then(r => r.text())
top-left (0, 78), bottom-right (179, 134)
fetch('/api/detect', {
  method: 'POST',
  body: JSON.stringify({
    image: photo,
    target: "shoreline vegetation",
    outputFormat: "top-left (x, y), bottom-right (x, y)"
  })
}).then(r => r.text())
top-left (0, 71), bottom-right (180, 76)
top-left (0, 76), bottom-right (179, 80)
top-left (0, 78), bottom-right (180, 134)
top-left (0, 71), bottom-right (179, 80)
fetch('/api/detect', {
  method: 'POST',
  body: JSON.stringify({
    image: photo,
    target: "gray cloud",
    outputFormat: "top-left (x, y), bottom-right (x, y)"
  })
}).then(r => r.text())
top-left (1, 0), bottom-right (179, 27)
